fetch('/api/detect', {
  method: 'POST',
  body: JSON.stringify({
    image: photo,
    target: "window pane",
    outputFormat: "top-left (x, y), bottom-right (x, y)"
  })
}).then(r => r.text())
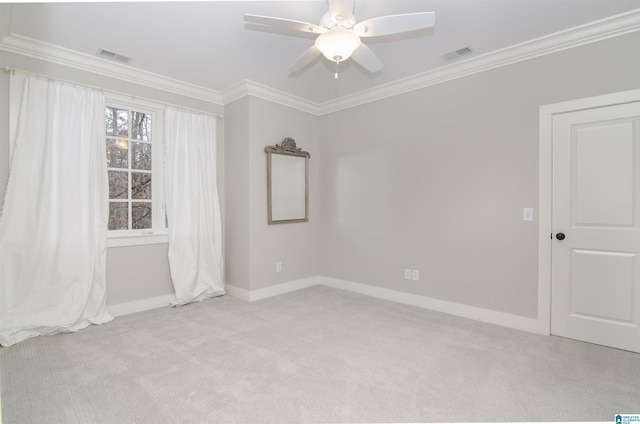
top-left (131, 172), bottom-right (151, 199)
top-left (108, 170), bottom-right (128, 199)
top-left (106, 107), bottom-right (129, 137)
top-left (131, 111), bottom-right (152, 141)
top-left (132, 202), bottom-right (152, 229)
top-left (116, 109), bottom-right (129, 136)
top-left (106, 138), bottom-right (129, 168)
top-left (105, 105), bottom-right (157, 235)
top-left (109, 202), bottom-right (128, 230)
top-left (105, 107), bottom-right (114, 135)
top-left (131, 142), bottom-right (152, 170)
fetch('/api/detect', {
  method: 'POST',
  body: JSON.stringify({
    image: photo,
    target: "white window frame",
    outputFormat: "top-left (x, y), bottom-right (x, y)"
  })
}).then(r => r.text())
top-left (105, 94), bottom-right (167, 247)
top-left (9, 75), bottom-right (169, 247)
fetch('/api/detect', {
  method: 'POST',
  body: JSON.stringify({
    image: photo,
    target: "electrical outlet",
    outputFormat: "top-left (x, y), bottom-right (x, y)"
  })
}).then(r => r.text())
top-left (404, 268), bottom-right (412, 280)
top-left (276, 262), bottom-right (282, 272)
top-left (412, 269), bottom-right (420, 281)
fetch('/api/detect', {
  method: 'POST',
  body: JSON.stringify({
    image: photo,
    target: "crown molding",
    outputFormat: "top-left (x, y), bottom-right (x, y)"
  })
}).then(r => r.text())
top-left (222, 79), bottom-right (322, 115)
top-left (216, 7), bottom-right (640, 115)
top-left (0, 34), bottom-right (224, 105)
top-left (317, 8), bottom-right (640, 115)
top-left (1, 8), bottom-right (639, 115)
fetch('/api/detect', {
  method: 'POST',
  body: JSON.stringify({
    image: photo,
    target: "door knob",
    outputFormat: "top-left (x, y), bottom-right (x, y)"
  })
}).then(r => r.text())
top-left (556, 232), bottom-right (566, 240)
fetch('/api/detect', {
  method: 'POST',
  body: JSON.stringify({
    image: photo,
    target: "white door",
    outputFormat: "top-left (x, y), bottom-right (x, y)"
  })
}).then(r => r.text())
top-left (551, 101), bottom-right (640, 353)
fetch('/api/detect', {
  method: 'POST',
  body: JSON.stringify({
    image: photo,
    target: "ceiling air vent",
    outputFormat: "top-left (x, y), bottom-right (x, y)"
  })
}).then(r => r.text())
top-left (97, 48), bottom-right (132, 64)
top-left (441, 45), bottom-right (474, 62)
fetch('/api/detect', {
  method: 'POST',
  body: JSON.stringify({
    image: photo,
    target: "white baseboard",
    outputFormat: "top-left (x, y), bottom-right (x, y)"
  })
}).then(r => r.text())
top-left (106, 277), bottom-right (319, 316)
top-left (223, 284), bottom-right (250, 302)
top-left (107, 294), bottom-right (175, 317)
top-left (318, 276), bottom-right (541, 334)
top-left (110, 276), bottom-right (541, 335)
top-left (226, 276), bottom-right (320, 302)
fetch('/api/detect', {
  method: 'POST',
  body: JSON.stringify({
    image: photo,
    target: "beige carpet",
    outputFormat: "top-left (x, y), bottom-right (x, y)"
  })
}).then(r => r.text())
top-left (1, 285), bottom-right (638, 423)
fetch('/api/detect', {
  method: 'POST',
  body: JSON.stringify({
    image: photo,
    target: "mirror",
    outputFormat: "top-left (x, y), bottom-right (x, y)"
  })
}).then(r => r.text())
top-left (265, 138), bottom-right (310, 224)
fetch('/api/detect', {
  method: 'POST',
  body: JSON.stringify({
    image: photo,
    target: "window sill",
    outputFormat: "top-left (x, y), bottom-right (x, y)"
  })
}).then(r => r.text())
top-left (107, 233), bottom-right (168, 248)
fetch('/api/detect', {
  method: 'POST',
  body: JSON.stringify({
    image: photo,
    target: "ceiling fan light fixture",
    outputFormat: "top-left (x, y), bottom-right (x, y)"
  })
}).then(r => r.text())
top-left (245, 2), bottom-right (436, 76)
top-left (315, 29), bottom-right (361, 62)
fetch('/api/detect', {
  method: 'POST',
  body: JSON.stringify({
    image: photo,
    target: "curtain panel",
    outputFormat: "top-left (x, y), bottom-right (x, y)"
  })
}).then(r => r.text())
top-left (164, 108), bottom-right (224, 306)
top-left (0, 77), bottom-right (112, 347)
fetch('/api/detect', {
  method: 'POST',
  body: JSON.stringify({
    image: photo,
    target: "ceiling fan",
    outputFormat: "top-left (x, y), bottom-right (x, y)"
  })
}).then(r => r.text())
top-left (244, 0), bottom-right (435, 76)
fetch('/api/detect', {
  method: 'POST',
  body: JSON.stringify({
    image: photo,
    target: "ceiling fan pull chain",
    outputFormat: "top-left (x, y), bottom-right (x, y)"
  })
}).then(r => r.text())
top-left (334, 60), bottom-right (340, 94)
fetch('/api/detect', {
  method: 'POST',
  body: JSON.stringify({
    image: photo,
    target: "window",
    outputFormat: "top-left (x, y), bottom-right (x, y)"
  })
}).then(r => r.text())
top-left (8, 73), bottom-right (182, 248)
top-left (105, 101), bottom-right (166, 246)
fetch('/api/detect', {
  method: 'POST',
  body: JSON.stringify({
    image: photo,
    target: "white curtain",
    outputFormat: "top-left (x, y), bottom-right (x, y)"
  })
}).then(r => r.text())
top-left (0, 77), bottom-right (112, 347)
top-left (164, 109), bottom-right (224, 306)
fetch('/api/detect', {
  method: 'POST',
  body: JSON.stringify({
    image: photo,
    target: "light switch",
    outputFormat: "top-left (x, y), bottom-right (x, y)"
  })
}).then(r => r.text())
top-left (523, 207), bottom-right (534, 221)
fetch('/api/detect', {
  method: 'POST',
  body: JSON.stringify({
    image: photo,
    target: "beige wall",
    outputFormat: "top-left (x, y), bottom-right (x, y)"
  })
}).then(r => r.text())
top-left (318, 32), bottom-right (640, 319)
top-left (106, 244), bottom-right (173, 305)
top-left (223, 97), bottom-right (251, 290)
top-left (224, 96), bottom-right (320, 291)
top-left (2, 31), bottom-right (639, 317)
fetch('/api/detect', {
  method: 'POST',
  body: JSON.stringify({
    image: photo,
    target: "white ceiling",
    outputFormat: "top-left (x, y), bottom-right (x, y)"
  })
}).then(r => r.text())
top-left (5, 0), bottom-right (640, 104)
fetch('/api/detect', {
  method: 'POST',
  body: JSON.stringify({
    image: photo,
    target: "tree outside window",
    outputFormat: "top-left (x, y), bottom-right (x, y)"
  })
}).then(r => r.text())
top-left (106, 106), bottom-right (153, 231)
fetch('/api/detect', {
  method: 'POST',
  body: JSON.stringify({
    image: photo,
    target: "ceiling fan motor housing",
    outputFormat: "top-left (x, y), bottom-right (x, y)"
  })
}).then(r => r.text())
top-left (320, 11), bottom-right (356, 30)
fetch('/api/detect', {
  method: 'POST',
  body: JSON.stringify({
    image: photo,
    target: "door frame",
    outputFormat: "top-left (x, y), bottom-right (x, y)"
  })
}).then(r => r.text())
top-left (537, 88), bottom-right (640, 336)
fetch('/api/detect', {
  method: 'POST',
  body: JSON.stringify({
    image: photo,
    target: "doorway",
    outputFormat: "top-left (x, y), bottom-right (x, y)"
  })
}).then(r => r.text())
top-left (539, 89), bottom-right (640, 353)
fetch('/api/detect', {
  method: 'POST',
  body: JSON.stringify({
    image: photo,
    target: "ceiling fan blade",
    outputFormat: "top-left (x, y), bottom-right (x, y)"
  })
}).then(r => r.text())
top-left (354, 12), bottom-right (435, 37)
top-left (327, 0), bottom-right (355, 23)
top-left (288, 45), bottom-right (321, 74)
top-left (244, 14), bottom-right (326, 35)
top-left (350, 43), bottom-right (383, 73)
